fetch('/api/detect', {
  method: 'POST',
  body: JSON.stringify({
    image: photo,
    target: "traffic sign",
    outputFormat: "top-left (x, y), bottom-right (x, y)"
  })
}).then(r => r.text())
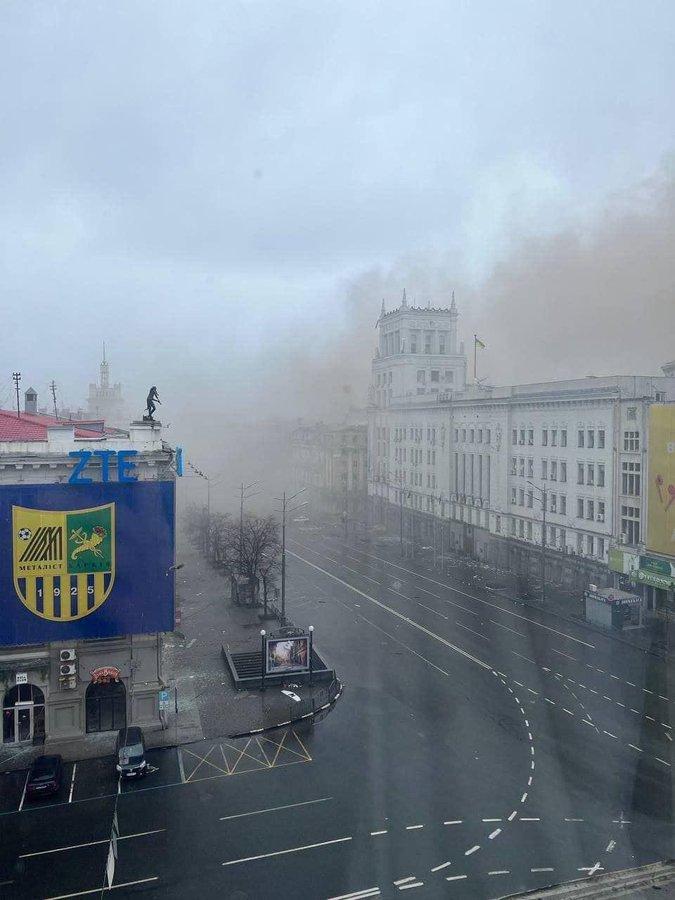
top-left (159, 689), bottom-right (170, 710)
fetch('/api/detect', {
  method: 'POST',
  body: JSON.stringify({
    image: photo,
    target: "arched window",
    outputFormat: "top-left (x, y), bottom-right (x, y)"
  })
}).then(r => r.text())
top-left (85, 681), bottom-right (126, 733)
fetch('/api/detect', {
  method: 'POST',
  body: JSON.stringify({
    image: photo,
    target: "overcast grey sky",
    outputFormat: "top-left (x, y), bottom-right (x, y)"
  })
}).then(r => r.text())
top-left (1, 0), bottom-right (674, 422)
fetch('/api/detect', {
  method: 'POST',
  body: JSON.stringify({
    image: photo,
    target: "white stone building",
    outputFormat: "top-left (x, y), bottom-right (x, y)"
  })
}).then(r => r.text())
top-left (368, 294), bottom-right (675, 611)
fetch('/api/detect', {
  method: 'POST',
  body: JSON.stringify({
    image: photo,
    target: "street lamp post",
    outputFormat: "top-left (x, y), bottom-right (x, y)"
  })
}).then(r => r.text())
top-left (528, 481), bottom-right (547, 604)
top-left (260, 629), bottom-right (266, 692)
top-left (275, 488), bottom-right (306, 626)
top-left (238, 481), bottom-right (261, 573)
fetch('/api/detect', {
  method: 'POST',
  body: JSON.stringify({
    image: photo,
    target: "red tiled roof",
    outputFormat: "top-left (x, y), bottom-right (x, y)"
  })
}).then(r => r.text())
top-left (0, 409), bottom-right (111, 442)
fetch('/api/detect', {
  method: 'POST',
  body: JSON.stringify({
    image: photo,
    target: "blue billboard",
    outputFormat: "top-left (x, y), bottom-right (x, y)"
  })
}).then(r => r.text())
top-left (0, 481), bottom-right (175, 646)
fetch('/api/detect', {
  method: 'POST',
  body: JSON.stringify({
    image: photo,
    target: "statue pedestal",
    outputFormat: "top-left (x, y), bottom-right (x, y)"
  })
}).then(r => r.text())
top-left (131, 418), bottom-right (162, 427)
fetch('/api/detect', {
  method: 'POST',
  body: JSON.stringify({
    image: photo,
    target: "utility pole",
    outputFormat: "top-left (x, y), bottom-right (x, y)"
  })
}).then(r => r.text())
top-left (528, 480), bottom-right (547, 603)
top-left (237, 481), bottom-right (261, 574)
top-left (12, 372), bottom-right (21, 418)
top-left (50, 380), bottom-right (58, 418)
top-left (275, 488), bottom-right (306, 627)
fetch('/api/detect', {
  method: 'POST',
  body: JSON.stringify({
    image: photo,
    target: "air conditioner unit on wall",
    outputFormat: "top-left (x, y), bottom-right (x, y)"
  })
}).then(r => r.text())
top-left (60, 663), bottom-right (76, 677)
top-left (60, 649), bottom-right (76, 662)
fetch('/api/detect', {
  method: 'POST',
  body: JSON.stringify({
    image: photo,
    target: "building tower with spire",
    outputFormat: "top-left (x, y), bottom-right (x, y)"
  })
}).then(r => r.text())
top-left (371, 290), bottom-right (467, 408)
top-left (86, 344), bottom-right (126, 426)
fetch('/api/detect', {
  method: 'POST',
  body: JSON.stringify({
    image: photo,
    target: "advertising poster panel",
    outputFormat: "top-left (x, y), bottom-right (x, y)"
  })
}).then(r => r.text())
top-left (647, 404), bottom-right (675, 558)
top-left (266, 635), bottom-right (310, 674)
top-left (0, 481), bottom-right (175, 646)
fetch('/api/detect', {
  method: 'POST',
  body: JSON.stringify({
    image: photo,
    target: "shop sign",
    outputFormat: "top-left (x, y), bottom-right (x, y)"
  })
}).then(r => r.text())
top-left (631, 555), bottom-right (675, 590)
top-left (584, 589), bottom-right (641, 606)
top-left (15, 672), bottom-right (27, 684)
top-left (90, 665), bottom-right (121, 684)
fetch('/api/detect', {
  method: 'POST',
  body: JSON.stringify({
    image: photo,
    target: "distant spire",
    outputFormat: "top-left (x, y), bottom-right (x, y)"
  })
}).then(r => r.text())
top-left (381, 298), bottom-right (386, 317)
top-left (102, 340), bottom-right (106, 363)
top-left (451, 290), bottom-right (457, 312)
top-left (402, 288), bottom-right (408, 309)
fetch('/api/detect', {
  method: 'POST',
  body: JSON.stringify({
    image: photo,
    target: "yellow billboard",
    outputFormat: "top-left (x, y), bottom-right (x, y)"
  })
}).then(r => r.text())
top-left (647, 404), bottom-right (675, 557)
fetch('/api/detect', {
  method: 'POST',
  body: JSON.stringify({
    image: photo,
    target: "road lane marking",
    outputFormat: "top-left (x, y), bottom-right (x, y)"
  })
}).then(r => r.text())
top-left (393, 877), bottom-right (415, 885)
top-left (655, 757), bottom-right (671, 767)
top-left (68, 763), bottom-right (76, 804)
top-left (508, 811), bottom-right (518, 821)
top-left (455, 621), bottom-right (489, 640)
top-left (531, 867), bottom-right (554, 872)
top-left (490, 619), bottom-right (523, 637)
top-left (565, 818), bottom-right (584, 822)
top-left (289, 551), bottom-right (490, 670)
top-left (370, 830), bottom-right (388, 836)
top-left (326, 889), bottom-right (380, 900)
top-left (20, 829), bottom-right (166, 858)
top-left (18, 771), bottom-right (29, 812)
top-left (488, 870), bottom-right (509, 875)
top-left (488, 828), bottom-right (501, 839)
top-left (446, 875), bottom-right (467, 881)
top-left (628, 744), bottom-right (643, 752)
top-left (292, 540), bottom-right (594, 647)
top-left (177, 748), bottom-right (186, 783)
top-left (219, 797), bottom-right (332, 821)
top-left (431, 861), bottom-right (452, 872)
top-left (482, 818), bottom-right (501, 822)
top-left (603, 731), bottom-right (618, 739)
top-left (416, 602), bottom-right (448, 619)
top-left (406, 824), bottom-right (424, 830)
top-left (44, 877), bottom-right (159, 899)
top-left (520, 818), bottom-right (540, 821)
top-left (553, 649), bottom-right (576, 660)
top-left (397, 883), bottom-right (423, 891)
top-left (223, 836), bottom-right (352, 866)
top-left (444, 820), bottom-right (462, 825)
top-left (465, 845), bottom-right (480, 856)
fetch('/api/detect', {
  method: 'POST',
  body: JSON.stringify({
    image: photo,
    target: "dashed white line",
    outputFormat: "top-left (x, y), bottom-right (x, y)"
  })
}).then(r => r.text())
top-left (370, 830), bottom-right (388, 836)
top-left (446, 875), bottom-right (467, 882)
top-left (397, 882), bottom-right (423, 891)
top-left (508, 811), bottom-right (518, 821)
top-left (628, 744), bottom-right (643, 752)
top-left (521, 793), bottom-right (528, 803)
top-left (326, 888), bottom-right (381, 900)
top-left (430, 862), bottom-right (452, 872)
top-left (655, 757), bottom-right (671, 767)
top-left (520, 817), bottom-right (540, 822)
top-left (406, 825), bottom-right (424, 830)
top-left (603, 731), bottom-right (618, 739)
top-left (488, 870), bottom-right (510, 876)
top-left (488, 828), bottom-right (501, 839)
top-left (222, 836), bottom-right (352, 866)
top-left (444, 820), bottom-right (462, 826)
top-left (465, 845), bottom-right (480, 856)
top-left (482, 818), bottom-right (501, 822)
top-left (393, 877), bottom-right (415, 886)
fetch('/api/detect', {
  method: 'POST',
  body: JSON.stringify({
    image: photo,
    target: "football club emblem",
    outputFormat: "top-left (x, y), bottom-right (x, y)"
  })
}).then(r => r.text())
top-left (12, 503), bottom-right (115, 621)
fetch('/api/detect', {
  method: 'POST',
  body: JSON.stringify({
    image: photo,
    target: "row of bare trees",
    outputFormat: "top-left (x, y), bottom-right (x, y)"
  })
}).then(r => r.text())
top-left (184, 504), bottom-right (281, 606)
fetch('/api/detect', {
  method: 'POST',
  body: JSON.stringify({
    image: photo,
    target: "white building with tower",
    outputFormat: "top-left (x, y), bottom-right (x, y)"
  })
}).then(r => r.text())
top-left (87, 345), bottom-right (126, 427)
top-left (368, 292), bottom-right (675, 617)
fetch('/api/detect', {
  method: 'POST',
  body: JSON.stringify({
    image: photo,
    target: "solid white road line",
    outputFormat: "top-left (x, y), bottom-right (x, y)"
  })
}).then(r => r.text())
top-left (219, 797), bottom-right (332, 821)
top-left (416, 602), bottom-right (448, 619)
top-left (44, 877), bottom-right (159, 899)
top-left (20, 830), bottom-right (166, 859)
top-left (222, 836), bottom-right (352, 866)
top-left (18, 772), bottom-right (29, 812)
top-left (68, 763), bottom-right (77, 804)
top-left (288, 551), bottom-right (490, 670)
top-left (455, 621), bottom-right (489, 640)
top-left (300, 540), bottom-right (595, 648)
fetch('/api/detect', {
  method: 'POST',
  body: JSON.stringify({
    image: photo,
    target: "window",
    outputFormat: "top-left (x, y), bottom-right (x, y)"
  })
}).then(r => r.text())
top-left (511, 487), bottom-right (517, 504)
top-left (621, 504), bottom-right (640, 544)
top-left (542, 459), bottom-right (548, 479)
top-left (627, 406), bottom-right (637, 420)
top-left (560, 461), bottom-right (567, 483)
top-left (478, 429), bottom-right (483, 443)
top-left (586, 499), bottom-right (594, 521)
top-left (587, 429), bottom-right (594, 448)
top-left (551, 429), bottom-right (557, 446)
top-left (560, 527), bottom-right (566, 547)
top-left (623, 431), bottom-right (640, 451)
top-left (527, 490), bottom-right (533, 508)
top-left (519, 489), bottom-right (525, 506)
top-left (424, 333), bottom-right (432, 354)
top-left (578, 429), bottom-right (584, 448)
top-left (519, 458), bottom-right (525, 477)
top-left (470, 429), bottom-right (474, 442)
top-left (520, 429), bottom-right (525, 445)
top-left (496, 515), bottom-right (501, 533)
top-left (510, 518), bottom-right (516, 535)
top-left (576, 532), bottom-right (583, 554)
top-left (462, 428), bottom-right (466, 442)
top-left (598, 429), bottom-right (605, 449)
top-left (550, 460), bottom-right (558, 481)
top-left (444, 370), bottom-right (454, 383)
top-left (549, 525), bottom-right (556, 544)
top-left (542, 429), bottom-right (548, 446)
top-left (432, 450), bottom-right (436, 465)
top-left (621, 461), bottom-right (641, 496)
top-left (512, 428), bottom-right (517, 445)
top-left (577, 463), bottom-right (584, 485)
top-left (655, 391), bottom-right (666, 402)
top-left (597, 537), bottom-right (605, 558)
top-left (577, 498), bottom-right (584, 518)
top-left (528, 429), bottom-right (534, 445)
top-left (550, 494), bottom-right (557, 513)
top-left (598, 500), bottom-right (605, 522)
top-left (586, 535), bottom-right (594, 556)
top-left (587, 464), bottom-right (594, 486)
top-left (439, 334), bottom-right (446, 354)
top-left (561, 429), bottom-right (567, 447)
top-left (560, 495), bottom-right (567, 515)
top-left (417, 370), bottom-right (425, 383)
top-left (527, 521), bottom-right (532, 540)
top-left (427, 450), bottom-right (431, 464)
top-left (598, 464), bottom-right (605, 488)
top-left (430, 370), bottom-right (439, 382)
top-left (519, 520), bottom-right (525, 538)
top-left (486, 429), bottom-right (491, 444)
top-left (511, 457), bottom-right (517, 476)
top-left (527, 458), bottom-right (533, 477)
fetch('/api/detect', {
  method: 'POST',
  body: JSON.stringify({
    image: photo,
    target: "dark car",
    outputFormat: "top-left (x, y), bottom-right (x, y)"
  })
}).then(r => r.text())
top-left (115, 726), bottom-right (147, 778)
top-left (25, 755), bottom-right (63, 799)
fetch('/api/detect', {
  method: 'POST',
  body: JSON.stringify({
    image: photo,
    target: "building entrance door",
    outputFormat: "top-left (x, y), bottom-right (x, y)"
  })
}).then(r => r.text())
top-left (15, 703), bottom-right (33, 742)
top-left (2, 685), bottom-right (46, 744)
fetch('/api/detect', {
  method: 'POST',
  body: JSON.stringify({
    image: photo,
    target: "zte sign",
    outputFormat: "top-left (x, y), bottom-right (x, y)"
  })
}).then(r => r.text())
top-left (68, 450), bottom-right (138, 484)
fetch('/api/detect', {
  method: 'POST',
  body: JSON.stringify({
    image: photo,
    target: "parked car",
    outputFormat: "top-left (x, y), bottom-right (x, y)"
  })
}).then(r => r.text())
top-left (115, 726), bottom-right (147, 778)
top-left (26, 755), bottom-right (63, 799)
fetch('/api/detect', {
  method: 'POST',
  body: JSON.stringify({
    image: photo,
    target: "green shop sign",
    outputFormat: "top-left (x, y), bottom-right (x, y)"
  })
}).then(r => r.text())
top-left (631, 555), bottom-right (675, 590)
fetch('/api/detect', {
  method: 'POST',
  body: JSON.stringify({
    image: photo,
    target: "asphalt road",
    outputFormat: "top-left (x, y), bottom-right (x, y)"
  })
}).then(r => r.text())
top-left (0, 524), bottom-right (672, 899)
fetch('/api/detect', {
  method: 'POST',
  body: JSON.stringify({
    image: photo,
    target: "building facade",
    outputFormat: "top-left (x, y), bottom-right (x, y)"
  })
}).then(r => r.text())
top-left (368, 295), bottom-right (675, 615)
top-left (0, 407), bottom-right (175, 750)
top-left (86, 347), bottom-right (126, 427)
